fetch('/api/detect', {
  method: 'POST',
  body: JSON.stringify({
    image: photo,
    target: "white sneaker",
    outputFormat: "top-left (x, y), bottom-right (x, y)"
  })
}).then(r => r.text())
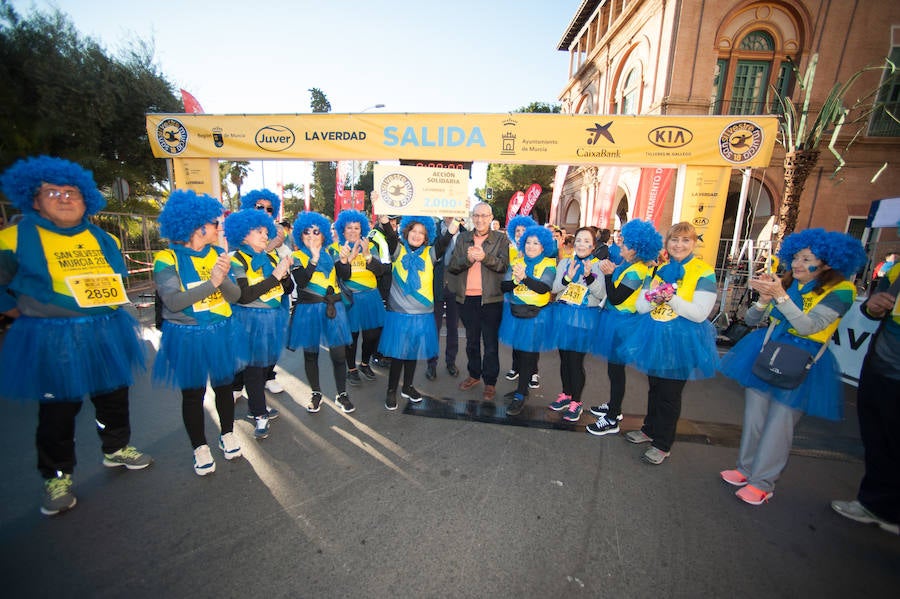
top-left (193, 445), bottom-right (216, 476)
top-left (218, 432), bottom-right (242, 460)
top-left (265, 379), bottom-right (284, 393)
top-left (529, 374), bottom-right (540, 389)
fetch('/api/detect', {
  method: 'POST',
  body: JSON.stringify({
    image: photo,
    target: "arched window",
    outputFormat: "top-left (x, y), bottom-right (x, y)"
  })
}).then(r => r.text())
top-left (713, 29), bottom-right (795, 115)
top-left (615, 68), bottom-right (640, 115)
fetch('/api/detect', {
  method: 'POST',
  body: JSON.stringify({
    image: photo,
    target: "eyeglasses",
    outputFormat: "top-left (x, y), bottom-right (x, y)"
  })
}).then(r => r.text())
top-left (209, 220), bottom-right (223, 227)
top-left (303, 228), bottom-right (322, 235)
top-left (256, 205), bottom-right (274, 214)
top-left (40, 188), bottom-right (82, 201)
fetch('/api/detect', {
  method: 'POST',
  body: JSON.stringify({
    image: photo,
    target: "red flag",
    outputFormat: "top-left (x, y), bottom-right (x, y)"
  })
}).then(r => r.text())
top-left (590, 167), bottom-right (622, 228)
top-left (519, 184), bottom-right (542, 217)
top-left (180, 89), bottom-right (204, 114)
top-left (633, 168), bottom-right (676, 227)
top-left (505, 191), bottom-right (525, 225)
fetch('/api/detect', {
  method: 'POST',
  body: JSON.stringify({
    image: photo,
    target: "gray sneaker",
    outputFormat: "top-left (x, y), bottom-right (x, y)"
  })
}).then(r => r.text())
top-left (642, 446), bottom-right (670, 465)
top-left (103, 445), bottom-right (153, 470)
top-left (41, 474), bottom-right (76, 516)
top-left (625, 430), bottom-right (653, 444)
top-left (831, 500), bottom-right (899, 535)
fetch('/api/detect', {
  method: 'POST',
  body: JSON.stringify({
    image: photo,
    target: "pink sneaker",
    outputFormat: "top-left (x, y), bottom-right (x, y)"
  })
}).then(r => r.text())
top-left (562, 401), bottom-right (583, 422)
top-left (736, 484), bottom-right (773, 505)
top-left (720, 469), bottom-right (748, 487)
top-left (548, 393), bottom-right (572, 411)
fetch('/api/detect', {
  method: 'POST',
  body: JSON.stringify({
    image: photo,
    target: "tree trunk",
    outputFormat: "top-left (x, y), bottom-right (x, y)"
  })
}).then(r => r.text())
top-left (775, 149), bottom-right (820, 252)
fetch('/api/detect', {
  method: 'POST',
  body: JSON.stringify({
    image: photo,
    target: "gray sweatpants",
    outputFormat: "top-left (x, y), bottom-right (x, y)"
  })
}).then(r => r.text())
top-left (736, 387), bottom-right (803, 493)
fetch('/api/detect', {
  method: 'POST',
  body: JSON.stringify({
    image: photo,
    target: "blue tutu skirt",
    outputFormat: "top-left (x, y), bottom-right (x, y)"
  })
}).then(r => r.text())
top-left (0, 310), bottom-right (145, 402)
top-left (618, 314), bottom-right (719, 380)
top-left (153, 318), bottom-right (243, 389)
top-left (593, 309), bottom-right (640, 363)
top-left (378, 311), bottom-right (438, 360)
top-left (232, 304), bottom-right (288, 367)
top-left (499, 302), bottom-right (555, 353)
top-left (287, 302), bottom-right (352, 351)
top-left (718, 329), bottom-right (842, 421)
top-left (552, 302), bottom-right (601, 353)
top-left (346, 287), bottom-right (386, 332)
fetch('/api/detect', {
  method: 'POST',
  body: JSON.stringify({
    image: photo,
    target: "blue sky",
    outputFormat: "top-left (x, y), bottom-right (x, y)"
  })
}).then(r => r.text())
top-left (12, 0), bottom-right (577, 191)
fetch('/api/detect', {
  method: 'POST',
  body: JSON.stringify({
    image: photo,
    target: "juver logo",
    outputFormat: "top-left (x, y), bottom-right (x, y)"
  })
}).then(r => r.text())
top-left (255, 125), bottom-right (296, 152)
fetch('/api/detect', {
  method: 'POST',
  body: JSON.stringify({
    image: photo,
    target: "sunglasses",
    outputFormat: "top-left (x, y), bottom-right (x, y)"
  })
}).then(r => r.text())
top-left (303, 228), bottom-right (322, 235)
top-left (256, 205), bottom-right (274, 214)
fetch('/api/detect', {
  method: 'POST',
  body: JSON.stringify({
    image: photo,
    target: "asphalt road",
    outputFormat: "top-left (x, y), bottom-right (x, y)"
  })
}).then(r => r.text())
top-left (0, 324), bottom-right (897, 598)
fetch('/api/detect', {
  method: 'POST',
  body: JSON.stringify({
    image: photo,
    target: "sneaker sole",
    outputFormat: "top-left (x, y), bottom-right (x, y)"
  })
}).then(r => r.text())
top-left (41, 497), bottom-right (77, 516)
top-left (400, 392), bottom-right (423, 403)
top-left (548, 404), bottom-right (570, 412)
top-left (337, 404), bottom-right (356, 413)
top-left (736, 489), bottom-right (773, 505)
top-left (626, 433), bottom-right (653, 444)
top-left (641, 453), bottom-right (670, 465)
top-left (102, 458), bottom-right (153, 470)
top-left (720, 471), bottom-right (749, 487)
top-left (194, 463), bottom-right (216, 476)
top-left (831, 504), bottom-right (900, 534)
top-left (265, 386), bottom-right (284, 393)
top-left (254, 432), bottom-right (269, 440)
top-left (385, 403), bottom-right (398, 411)
top-left (529, 383), bottom-right (540, 389)
top-left (586, 425), bottom-right (620, 437)
top-left (562, 412), bottom-right (582, 422)
top-left (245, 413), bottom-right (279, 421)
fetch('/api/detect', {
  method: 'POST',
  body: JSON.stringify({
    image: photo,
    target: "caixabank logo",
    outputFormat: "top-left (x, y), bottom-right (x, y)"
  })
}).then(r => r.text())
top-left (719, 121), bottom-right (763, 164)
top-left (156, 118), bottom-right (188, 155)
top-left (255, 125), bottom-right (296, 152)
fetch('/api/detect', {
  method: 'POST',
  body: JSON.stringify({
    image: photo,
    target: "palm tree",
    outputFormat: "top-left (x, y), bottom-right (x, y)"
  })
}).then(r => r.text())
top-left (218, 160), bottom-right (251, 211)
top-left (770, 53), bottom-right (897, 250)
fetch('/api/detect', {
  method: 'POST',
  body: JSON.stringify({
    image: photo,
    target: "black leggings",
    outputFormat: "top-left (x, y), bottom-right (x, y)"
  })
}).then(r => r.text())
top-left (606, 362), bottom-right (627, 418)
top-left (182, 383), bottom-right (235, 449)
top-left (346, 327), bottom-right (382, 370)
top-left (388, 359), bottom-right (417, 391)
top-left (304, 347), bottom-right (347, 394)
top-left (558, 350), bottom-right (586, 402)
top-left (515, 351), bottom-right (539, 397)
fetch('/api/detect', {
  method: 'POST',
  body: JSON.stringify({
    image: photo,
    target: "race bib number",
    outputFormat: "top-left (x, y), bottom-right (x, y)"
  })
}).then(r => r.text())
top-left (559, 283), bottom-right (587, 305)
top-left (186, 280), bottom-right (225, 312)
top-left (650, 302), bottom-right (678, 322)
top-left (65, 273), bottom-right (128, 308)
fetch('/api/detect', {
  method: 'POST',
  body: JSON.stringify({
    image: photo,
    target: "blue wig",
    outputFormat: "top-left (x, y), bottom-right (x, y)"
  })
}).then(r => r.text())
top-left (507, 215), bottom-right (537, 241)
top-left (334, 210), bottom-right (371, 244)
top-left (240, 188), bottom-right (281, 216)
top-left (778, 228), bottom-right (867, 278)
top-left (292, 211), bottom-right (333, 249)
top-left (517, 224), bottom-right (555, 259)
top-left (399, 215), bottom-right (437, 246)
top-left (223, 209), bottom-right (277, 249)
top-left (158, 190), bottom-right (223, 243)
top-left (621, 219), bottom-right (663, 263)
top-left (0, 155), bottom-right (107, 216)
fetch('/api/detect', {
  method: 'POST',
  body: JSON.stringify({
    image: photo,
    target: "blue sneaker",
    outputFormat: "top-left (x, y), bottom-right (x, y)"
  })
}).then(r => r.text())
top-left (253, 416), bottom-right (270, 440)
top-left (548, 393), bottom-right (572, 411)
top-left (562, 401), bottom-right (583, 422)
top-left (245, 407), bottom-right (279, 421)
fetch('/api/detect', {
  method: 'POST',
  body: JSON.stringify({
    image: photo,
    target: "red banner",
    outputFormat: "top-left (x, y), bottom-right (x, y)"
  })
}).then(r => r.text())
top-left (504, 191), bottom-right (525, 225)
top-left (335, 163), bottom-right (345, 218)
top-left (519, 183), bottom-right (542, 217)
top-left (337, 190), bottom-right (365, 215)
top-left (590, 167), bottom-right (622, 229)
top-left (180, 89), bottom-right (204, 114)
top-left (632, 167), bottom-right (676, 228)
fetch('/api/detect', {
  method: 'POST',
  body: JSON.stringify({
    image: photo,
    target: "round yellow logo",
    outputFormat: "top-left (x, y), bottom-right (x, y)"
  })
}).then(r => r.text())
top-left (719, 121), bottom-right (763, 164)
top-left (379, 172), bottom-right (414, 208)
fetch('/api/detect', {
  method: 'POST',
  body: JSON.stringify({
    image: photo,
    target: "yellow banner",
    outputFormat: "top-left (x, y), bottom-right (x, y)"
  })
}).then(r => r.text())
top-left (678, 166), bottom-right (732, 266)
top-left (147, 113), bottom-right (778, 168)
top-left (372, 164), bottom-right (469, 217)
top-left (172, 158), bottom-right (219, 196)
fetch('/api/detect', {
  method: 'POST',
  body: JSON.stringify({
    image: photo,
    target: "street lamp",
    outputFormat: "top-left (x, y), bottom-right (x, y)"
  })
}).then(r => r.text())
top-left (350, 104), bottom-right (385, 206)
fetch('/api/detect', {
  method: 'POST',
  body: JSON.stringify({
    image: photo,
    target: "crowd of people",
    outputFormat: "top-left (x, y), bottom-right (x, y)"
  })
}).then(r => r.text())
top-left (0, 155), bottom-right (896, 537)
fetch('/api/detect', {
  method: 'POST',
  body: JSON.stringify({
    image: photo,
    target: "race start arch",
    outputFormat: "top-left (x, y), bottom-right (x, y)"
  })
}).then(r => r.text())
top-left (145, 113), bottom-right (778, 265)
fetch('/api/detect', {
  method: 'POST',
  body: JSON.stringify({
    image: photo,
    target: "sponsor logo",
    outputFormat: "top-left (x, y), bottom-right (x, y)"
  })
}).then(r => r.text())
top-left (156, 118), bottom-right (188, 155)
top-left (586, 121), bottom-right (615, 145)
top-left (255, 125), bottom-right (296, 152)
top-left (304, 130), bottom-right (367, 141)
top-left (379, 172), bottom-right (415, 209)
top-left (719, 121), bottom-right (763, 164)
top-left (692, 216), bottom-right (710, 226)
top-left (501, 118), bottom-right (518, 155)
top-left (648, 126), bottom-right (693, 148)
top-left (212, 127), bottom-right (224, 148)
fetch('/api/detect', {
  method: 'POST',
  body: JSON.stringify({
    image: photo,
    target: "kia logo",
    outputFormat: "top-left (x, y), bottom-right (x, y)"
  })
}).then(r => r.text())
top-left (255, 125), bottom-right (296, 151)
top-left (648, 126), bottom-right (693, 148)
top-left (692, 217), bottom-right (710, 226)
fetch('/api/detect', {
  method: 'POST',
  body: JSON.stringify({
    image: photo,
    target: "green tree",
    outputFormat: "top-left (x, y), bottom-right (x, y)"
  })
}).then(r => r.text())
top-left (308, 87), bottom-right (336, 217)
top-left (483, 102), bottom-right (560, 224)
top-left (281, 182), bottom-right (306, 219)
top-left (0, 1), bottom-right (181, 199)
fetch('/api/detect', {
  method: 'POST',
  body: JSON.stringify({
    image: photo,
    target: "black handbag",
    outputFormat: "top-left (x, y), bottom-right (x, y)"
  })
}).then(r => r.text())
top-left (751, 323), bottom-right (828, 389)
